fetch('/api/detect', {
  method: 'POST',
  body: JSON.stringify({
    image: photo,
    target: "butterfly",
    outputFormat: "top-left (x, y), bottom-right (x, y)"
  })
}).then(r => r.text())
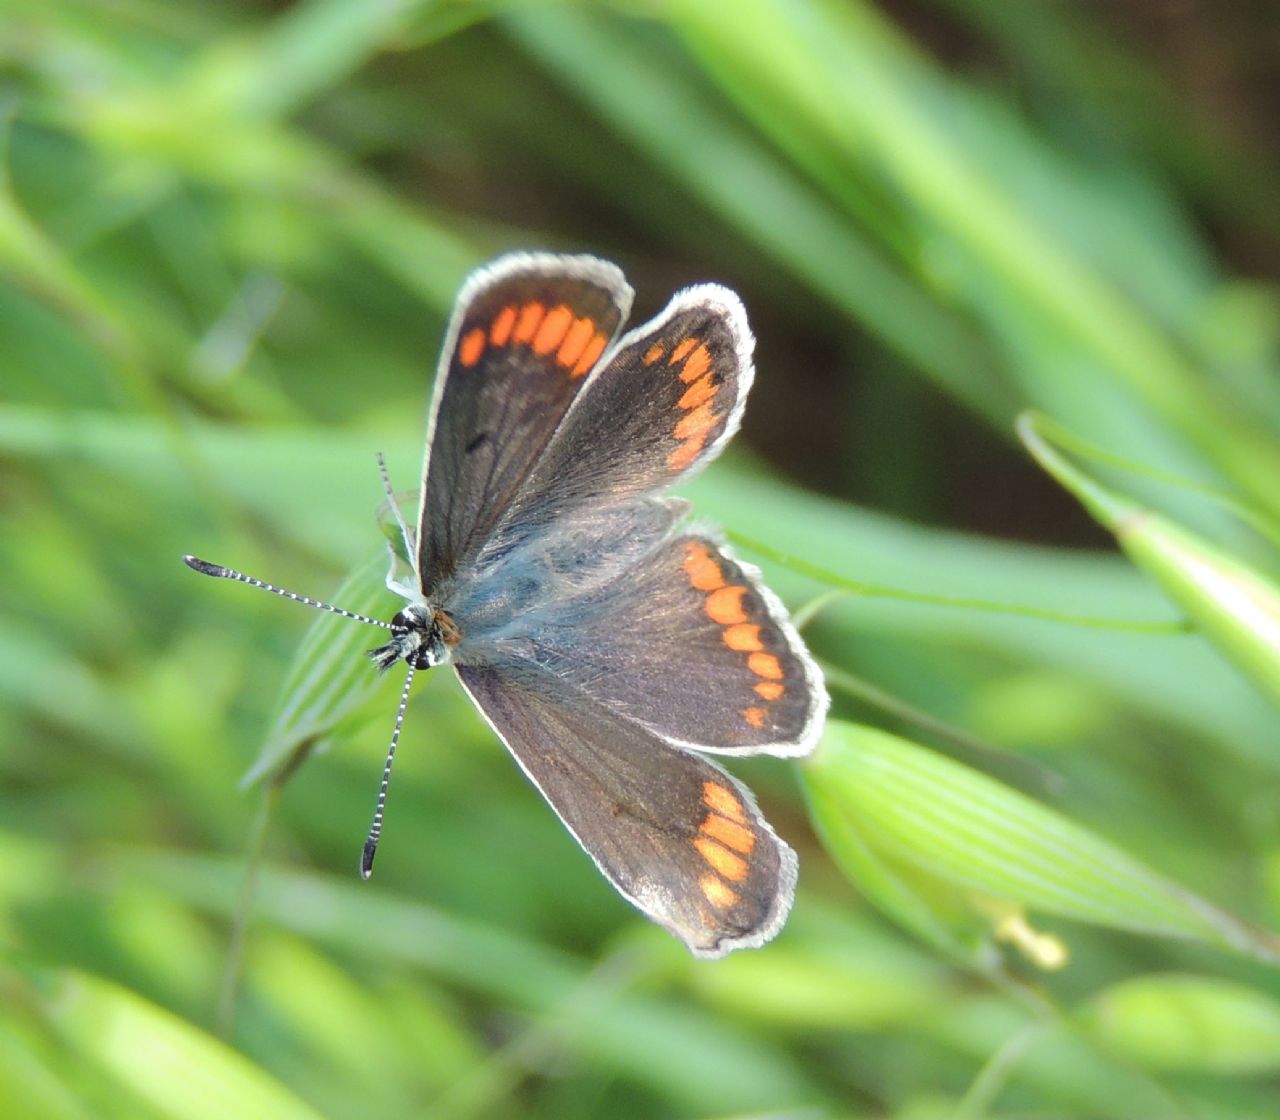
top-left (186, 253), bottom-right (827, 957)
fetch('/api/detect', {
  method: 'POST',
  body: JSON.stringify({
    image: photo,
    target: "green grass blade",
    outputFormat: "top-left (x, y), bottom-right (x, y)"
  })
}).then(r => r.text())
top-left (667, 0), bottom-right (1280, 519)
top-left (120, 850), bottom-right (822, 1114)
top-left (1082, 974), bottom-right (1280, 1074)
top-left (804, 721), bottom-right (1280, 961)
top-left (31, 967), bottom-right (329, 1120)
top-left (2, 403), bottom-right (1273, 758)
top-left (246, 548), bottom-right (402, 786)
top-left (1021, 412), bottom-right (1280, 707)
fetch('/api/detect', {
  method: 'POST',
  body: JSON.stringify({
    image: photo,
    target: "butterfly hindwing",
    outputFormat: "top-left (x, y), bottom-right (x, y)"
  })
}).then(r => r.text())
top-left (470, 285), bottom-right (753, 567)
top-left (468, 533), bottom-right (825, 755)
top-left (417, 254), bottom-right (633, 593)
top-left (456, 659), bottom-right (798, 958)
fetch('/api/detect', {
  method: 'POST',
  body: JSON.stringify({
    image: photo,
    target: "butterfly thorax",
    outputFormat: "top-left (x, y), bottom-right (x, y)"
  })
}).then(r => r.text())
top-left (368, 603), bottom-right (461, 672)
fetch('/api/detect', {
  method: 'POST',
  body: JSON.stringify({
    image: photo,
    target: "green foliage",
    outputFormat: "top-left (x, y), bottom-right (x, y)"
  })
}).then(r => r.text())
top-left (1019, 412), bottom-right (1280, 706)
top-left (2, 1), bottom-right (1278, 1118)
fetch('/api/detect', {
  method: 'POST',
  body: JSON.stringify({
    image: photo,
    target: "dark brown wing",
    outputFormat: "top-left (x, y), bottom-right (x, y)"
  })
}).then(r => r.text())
top-left (416, 254), bottom-right (632, 594)
top-left (456, 658), bottom-right (799, 958)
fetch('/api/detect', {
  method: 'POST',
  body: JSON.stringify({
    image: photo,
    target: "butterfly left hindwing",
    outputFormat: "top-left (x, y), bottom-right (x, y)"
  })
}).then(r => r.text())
top-left (469, 284), bottom-right (754, 569)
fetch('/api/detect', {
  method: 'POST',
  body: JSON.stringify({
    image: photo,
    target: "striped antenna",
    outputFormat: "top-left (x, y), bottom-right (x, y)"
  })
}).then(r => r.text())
top-left (361, 664), bottom-right (415, 878)
top-left (376, 451), bottom-right (415, 561)
top-left (182, 555), bottom-right (392, 629)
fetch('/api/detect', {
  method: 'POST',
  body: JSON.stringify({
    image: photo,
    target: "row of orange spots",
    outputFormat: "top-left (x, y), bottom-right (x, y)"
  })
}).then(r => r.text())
top-left (696, 780), bottom-right (756, 912)
top-left (669, 338), bottom-right (718, 469)
top-left (457, 301), bottom-right (607, 377)
top-left (680, 542), bottom-right (788, 735)
top-left (641, 336), bottom-right (722, 471)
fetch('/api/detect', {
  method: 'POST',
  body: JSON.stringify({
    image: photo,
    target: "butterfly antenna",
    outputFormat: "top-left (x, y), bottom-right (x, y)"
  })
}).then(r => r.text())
top-left (361, 664), bottom-right (415, 878)
top-left (376, 452), bottom-right (414, 559)
top-left (183, 555), bottom-right (392, 629)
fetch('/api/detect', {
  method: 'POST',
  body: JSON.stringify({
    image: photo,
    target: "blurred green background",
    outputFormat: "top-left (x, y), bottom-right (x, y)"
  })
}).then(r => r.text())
top-left (3, 1), bottom-right (1280, 1117)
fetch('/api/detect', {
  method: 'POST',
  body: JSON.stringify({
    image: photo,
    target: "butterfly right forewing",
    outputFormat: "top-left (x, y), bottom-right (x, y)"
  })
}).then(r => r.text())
top-left (456, 657), bottom-right (797, 958)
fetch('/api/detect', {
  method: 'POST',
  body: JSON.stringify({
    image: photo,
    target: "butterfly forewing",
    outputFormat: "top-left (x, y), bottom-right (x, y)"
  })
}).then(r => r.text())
top-left (457, 659), bottom-right (797, 958)
top-left (417, 255), bottom-right (633, 594)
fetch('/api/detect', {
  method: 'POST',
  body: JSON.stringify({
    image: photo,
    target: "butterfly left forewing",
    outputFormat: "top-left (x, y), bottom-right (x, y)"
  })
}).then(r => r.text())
top-left (416, 254), bottom-right (633, 594)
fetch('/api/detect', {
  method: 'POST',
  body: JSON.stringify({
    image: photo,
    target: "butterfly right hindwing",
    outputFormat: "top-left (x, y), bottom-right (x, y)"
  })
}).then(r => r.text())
top-left (462, 533), bottom-right (825, 756)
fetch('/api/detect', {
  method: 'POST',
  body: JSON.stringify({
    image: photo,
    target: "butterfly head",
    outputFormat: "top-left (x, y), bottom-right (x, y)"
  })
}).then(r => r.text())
top-left (368, 603), bottom-right (461, 672)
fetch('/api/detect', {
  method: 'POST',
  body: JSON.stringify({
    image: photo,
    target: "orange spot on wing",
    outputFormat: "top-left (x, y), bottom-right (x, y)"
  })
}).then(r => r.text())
top-left (666, 435), bottom-right (707, 471)
top-left (673, 403), bottom-right (718, 442)
top-left (557, 316), bottom-right (596, 368)
top-left (700, 874), bottom-right (739, 910)
top-left (754, 681), bottom-right (785, 701)
top-left (572, 331), bottom-right (607, 377)
top-left (669, 338), bottom-right (697, 364)
top-left (532, 304), bottom-right (573, 355)
top-left (679, 344), bottom-right (712, 384)
top-left (748, 652), bottom-right (784, 680)
top-left (743, 706), bottom-right (767, 729)
top-left (490, 305), bottom-right (517, 346)
top-left (723, 624), bottom-right (763, 651)
top-left (705, 586), bottom-right (748, 625)
top-left (513, 302), bottom-right (545, 344)
top-left (459, 328), bottom-right (486, 367)
top-left (683, 544), bottom-right (724, 591)
top-left (678, 373), bottom-right (716, 410)
top-left (702, 781), bottom-right (746, 822)
top-left (701, 814), bottom-right (756, 853)
top-left (694, 837), bottom-right (748, 882)
top-left (642, 343), bottom-right (664, 365)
